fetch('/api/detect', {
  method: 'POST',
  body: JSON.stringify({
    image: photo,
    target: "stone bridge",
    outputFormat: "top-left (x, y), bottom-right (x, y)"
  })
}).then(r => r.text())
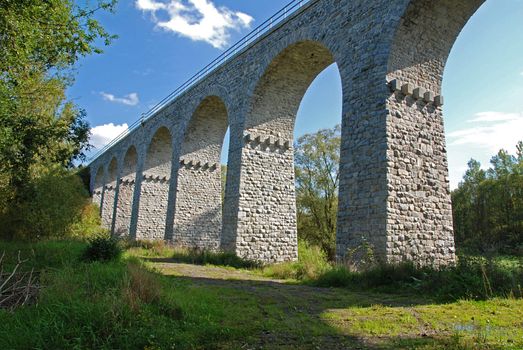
top-left (89, 0), bottom-right (484, 266)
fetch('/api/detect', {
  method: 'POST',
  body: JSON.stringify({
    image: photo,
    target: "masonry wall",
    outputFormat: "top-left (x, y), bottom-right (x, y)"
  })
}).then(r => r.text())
top-left (101, 187), bottom-right (115, 229)
top-left (136, 178), bottom-right (170, 240)
top-left (172, 96), bottom-right (228, 249)
top-left (113, 147), bottom-right (138, 237)
top-left (384, 0), bottom-right (484, 266)
top-left (136, 127), bottom-right (172, 240)
top-left (113, 180), bottom-right (135, 237)
top-left (233, 41), bottom-right (334, 262)
top-left (89, 0), bottom-right (486, 266)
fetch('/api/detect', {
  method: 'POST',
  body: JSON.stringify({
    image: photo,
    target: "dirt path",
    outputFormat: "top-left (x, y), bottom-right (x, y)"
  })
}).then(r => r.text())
top-left (149, 260), bottom-right (422, 308)
top-left (140, 259), bottom-right (523, 349)
top-left (145, 259), bottom-right (439, 349)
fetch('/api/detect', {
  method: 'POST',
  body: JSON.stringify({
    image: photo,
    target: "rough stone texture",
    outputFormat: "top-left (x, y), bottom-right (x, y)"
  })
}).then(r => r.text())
top-left (384, 0), bottom-right (484, 266)
top-left (101, 158), bottom-right (118, 229)
top-left (89, 0), bottom-right (486, 266)
top-left (113, 146), bottom-right (138, 237)
top-left (136, 127), bottom-right (172, 240)
top-left (173, 96), bottom-right (228, 249)
top-left (232, 41), bottom-right (334, 262)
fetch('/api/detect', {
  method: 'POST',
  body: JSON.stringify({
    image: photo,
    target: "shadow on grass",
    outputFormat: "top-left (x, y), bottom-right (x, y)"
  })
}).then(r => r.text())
top-left (157, 270), bottom-right (514, 350)
top-left (168, 249), bottom-right (261, 269)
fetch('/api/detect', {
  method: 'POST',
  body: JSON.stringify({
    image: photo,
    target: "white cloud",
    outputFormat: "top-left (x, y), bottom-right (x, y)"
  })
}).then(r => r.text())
top-left (136, 0), bottom-right (166, 11)
top-left (466, 111), bottom-right (520, 123)
top-left (447, 111), bottom-right (523, 189)
top-left (90, 123), bottom-right (129, 149)
top-left (100, 92), bottom-right (140, 106)
top-left (447, 111), bottom-right (523, 153)
top-left (135, 0), bottom-right (253, 49)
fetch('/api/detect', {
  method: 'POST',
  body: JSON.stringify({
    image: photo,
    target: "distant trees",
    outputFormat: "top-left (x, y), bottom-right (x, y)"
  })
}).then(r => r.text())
top-left (294, 125), bottom-right (340, 260)
top-left (0, 0), bottom-right (116, 239)
top-left (452, 142), bottom-right (523, 254)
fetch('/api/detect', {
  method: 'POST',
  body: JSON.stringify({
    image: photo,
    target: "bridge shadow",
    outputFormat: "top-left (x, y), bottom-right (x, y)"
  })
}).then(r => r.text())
top-left (146, 259), bottom-right (478, 350)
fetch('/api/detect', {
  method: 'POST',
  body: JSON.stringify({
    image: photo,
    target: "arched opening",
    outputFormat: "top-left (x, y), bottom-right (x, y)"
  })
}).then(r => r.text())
top-left (383, 0), bottom-right (485, 266)
top-left (442, 0), bottom-right (523, 187)
top-left (136, 127), bottom-right (172, 240)
top-left (114, 146), bottom-right (138, 237)
top-left (173, 96), bottom-right (228, 249)
top-left (101, 157), bottom-right (118, 229)
top-left (235, 40), bottom-right (340, 263)
top-left (92, 166), bottom-right (105, 211)
top-left (221, 127), bottom-right (230, 206)
top-left (294, 64), bottom-right (343, 262)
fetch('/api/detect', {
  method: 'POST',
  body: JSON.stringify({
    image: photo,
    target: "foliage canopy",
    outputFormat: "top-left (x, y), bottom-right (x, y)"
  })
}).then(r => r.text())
top-left (0, 0), bottom-right (116, 239)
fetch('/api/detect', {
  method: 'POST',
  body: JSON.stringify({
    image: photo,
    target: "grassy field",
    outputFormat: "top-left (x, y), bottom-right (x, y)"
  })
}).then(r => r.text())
top-left (0, 240), bottom-right (522, 349)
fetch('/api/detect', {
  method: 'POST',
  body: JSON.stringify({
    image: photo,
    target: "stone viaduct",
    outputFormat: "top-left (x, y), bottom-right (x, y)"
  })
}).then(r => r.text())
top-left (89, 0), bottom-right (485, 266)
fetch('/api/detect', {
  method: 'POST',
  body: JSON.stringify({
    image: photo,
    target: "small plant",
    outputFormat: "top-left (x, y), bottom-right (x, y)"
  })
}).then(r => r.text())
top-left (82, 237), bottom-right (122, 262)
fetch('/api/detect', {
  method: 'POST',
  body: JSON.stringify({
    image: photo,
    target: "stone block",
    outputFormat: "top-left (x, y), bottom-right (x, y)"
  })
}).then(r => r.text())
top-left (413, 87), bottom-right (426, 100)
top-left (401, 83), bottom-right (414, 95)
top-left (434, 95), bottom-right (444, 106)
top-left (424, 91), bottom-right (435, 103)
top-left (390, 79), bottom-right (401, 92)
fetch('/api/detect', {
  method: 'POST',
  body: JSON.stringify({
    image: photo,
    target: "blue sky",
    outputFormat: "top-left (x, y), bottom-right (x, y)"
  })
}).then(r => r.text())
top-left (70, 0), bottom-right (523, 189)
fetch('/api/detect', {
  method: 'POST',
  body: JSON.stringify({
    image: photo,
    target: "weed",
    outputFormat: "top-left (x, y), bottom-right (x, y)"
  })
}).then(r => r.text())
top-left (262, 241), bottom-right (330, 280)
top-left (82, 236), bottom-right (122, 262)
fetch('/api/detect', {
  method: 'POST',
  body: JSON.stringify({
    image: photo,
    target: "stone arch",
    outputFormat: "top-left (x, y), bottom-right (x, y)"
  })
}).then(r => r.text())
top-left (380, 0), bottom-right (485, 266)
top-left (388, 0), bottom-right (485, 92)
top-left (113, 145), bottom-right (138, 237)
top-left (172, 95), bottom-right (228, 249)
top-left (92, 166), bottom-right (105, 210)
top-left (136, 126), bottom-right (173, 240)
top-left (231, 40), bottom-right (339, 262)
top-left (101, 157), bottom-right (118, 229)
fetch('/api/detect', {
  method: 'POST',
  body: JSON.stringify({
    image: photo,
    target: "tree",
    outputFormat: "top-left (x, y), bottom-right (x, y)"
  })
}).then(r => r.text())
top-left (294, 125), bottom-right (341, 260)
top-left (451, 142), bottom-right (523, 254)
top-left (0, 0), bottom-right (117, 239)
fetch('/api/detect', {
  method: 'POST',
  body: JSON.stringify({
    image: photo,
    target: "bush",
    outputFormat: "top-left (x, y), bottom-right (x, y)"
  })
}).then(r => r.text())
top-left (82, 237), bottom-right (122, 262)
top-left (0, 167), bottom-right (102, 240)
top-left (69, 203), bottom-right (103, 239)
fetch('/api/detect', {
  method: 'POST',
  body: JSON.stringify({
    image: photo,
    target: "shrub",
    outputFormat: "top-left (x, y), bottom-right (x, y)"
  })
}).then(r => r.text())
top-left (69, 203), bottom-right (103, 239)
top-left (0, 167), bottom-right (102, 240)
top-left (82, 237), bottom-right (122, 262)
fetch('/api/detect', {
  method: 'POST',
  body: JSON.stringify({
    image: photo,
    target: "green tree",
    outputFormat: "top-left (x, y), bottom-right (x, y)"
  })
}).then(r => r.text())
top-left (451, 142), bottom-right (523, 254)
top-left (0, 0), bottom-right (116, 239)
top-left (295, 125), bottom-right (340, 260)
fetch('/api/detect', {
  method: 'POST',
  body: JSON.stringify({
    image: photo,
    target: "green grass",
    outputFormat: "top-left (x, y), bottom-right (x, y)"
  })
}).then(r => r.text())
top-left (0, 242), bottom-right (256, 349)
top-left (0, 239), bottom-right (87, 270)
top-left (261, 241), bottom-right (331, 280)
top-left (1, 239), bottom-right (522, 349)
top-left (125, 239), bottom-right (260, 269)
top-left (310, 255), bottom-right (523, 301)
